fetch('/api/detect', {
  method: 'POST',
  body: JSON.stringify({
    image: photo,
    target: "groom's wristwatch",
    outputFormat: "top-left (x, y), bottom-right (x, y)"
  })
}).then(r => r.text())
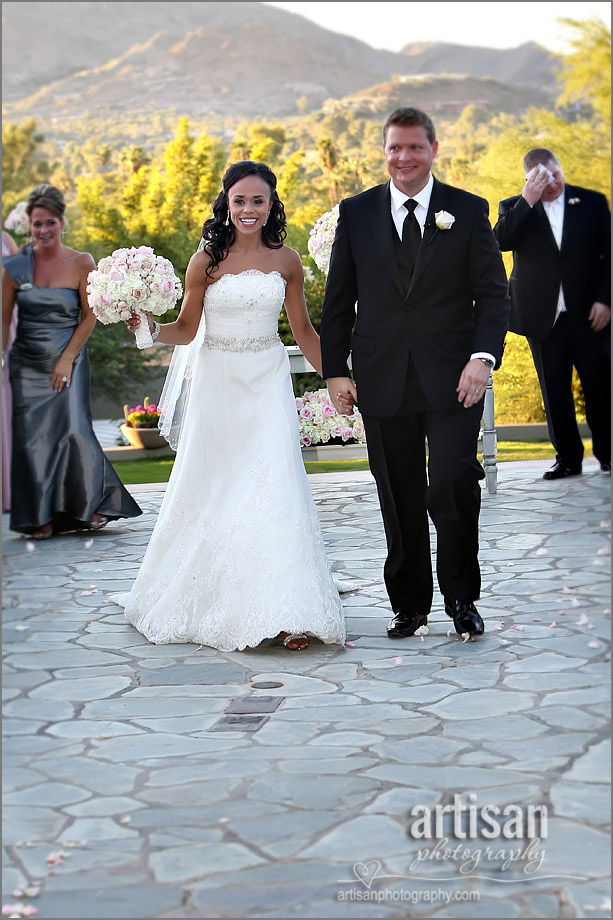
top-left (478, 357), bottom-right (495, 368)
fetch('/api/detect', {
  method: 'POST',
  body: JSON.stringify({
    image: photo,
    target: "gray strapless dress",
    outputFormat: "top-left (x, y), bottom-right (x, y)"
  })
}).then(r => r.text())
top-left (3, 246), bottom-right (142, 534)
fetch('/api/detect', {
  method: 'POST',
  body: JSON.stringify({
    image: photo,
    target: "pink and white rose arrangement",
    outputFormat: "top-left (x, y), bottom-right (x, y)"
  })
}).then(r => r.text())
top-left (4, 201), bottom-right (29, 237)
top-left (297, 388), bottom-right (365, 448)
top-left (307, 205), bottom-right (339, 274)
top-left (86, 246), bottom-right (182, 349)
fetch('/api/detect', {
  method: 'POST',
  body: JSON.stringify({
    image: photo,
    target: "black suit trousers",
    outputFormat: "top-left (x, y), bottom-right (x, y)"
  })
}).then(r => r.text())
top-left (528, 313), bottom-right (611, 466)
top-left (362, 358), bottom-right (485, 614)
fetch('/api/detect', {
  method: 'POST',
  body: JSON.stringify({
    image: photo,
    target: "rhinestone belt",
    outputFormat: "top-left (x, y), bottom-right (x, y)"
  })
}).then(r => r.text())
top-left (203, 332), bottom-right (281, 353)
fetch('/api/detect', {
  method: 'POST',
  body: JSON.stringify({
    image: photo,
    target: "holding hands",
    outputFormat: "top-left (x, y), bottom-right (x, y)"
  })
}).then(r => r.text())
top-left (326, 376), bottom-right (358, 416)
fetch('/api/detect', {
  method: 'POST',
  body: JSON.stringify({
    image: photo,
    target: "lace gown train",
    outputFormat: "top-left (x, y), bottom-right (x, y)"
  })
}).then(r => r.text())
top-left (112, 270), bottom-right (346, 650)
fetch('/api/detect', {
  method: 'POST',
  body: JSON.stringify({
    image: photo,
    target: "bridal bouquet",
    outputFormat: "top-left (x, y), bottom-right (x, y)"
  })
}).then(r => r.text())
top-left (87, 245), bottom-right (183, 349)
top-left (4, 201), bottom-right (29, 237)
top-left (297, 388), bottom-right (365, 448)
top-left (307, 204), bottom-right (339, 274)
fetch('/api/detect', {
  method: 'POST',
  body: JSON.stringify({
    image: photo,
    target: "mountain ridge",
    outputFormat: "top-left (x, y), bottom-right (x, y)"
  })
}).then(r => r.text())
top-left (2, 1), bottom-right (559, 124)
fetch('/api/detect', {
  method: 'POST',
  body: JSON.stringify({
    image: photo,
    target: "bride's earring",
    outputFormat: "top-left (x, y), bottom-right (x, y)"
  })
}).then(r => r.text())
top-left (263, 211), bottom-right (271, 227)
top-left (224, 210), bottom-right (230, 227)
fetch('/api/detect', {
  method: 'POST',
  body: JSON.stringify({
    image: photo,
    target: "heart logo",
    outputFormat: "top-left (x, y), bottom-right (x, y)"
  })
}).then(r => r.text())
top-left (353, 860), bottom-right (381, 888)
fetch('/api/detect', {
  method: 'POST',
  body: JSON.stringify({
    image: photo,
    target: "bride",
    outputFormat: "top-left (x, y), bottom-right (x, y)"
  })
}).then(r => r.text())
top-left (114, 160), bottom-right (346, 651)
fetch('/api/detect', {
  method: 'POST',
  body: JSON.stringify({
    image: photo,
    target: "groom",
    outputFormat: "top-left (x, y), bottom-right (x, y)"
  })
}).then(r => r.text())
top-left (320, 107), bottom-right (510, 638)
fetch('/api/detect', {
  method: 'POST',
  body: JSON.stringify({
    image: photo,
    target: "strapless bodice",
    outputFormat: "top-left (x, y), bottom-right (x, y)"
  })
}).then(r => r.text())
top-left (203, 270), bottom-right (287, 340)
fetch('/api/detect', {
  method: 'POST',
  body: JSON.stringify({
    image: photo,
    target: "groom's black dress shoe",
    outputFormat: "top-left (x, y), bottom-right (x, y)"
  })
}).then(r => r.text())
top-left (600, 462), bottom-right (611, 473)
top-left (542, 461), bottom-right (582, 480)
top-left (387, 612), bottom-right (428, 638)
top-left (444, 599), bottom-right (485, 636)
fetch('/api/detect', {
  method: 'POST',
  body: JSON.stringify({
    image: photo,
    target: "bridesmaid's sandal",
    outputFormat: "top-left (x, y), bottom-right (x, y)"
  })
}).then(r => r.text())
top-left (30, 524), bottom-right (53, 541)
top-left (88, 514), bottom-right (109, 531)
top-left (281, 632), bottom-right (309, 651)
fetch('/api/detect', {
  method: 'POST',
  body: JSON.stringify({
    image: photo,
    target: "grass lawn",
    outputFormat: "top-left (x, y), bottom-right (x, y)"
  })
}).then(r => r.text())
top-left (111, 440), bottom-right (594, 485)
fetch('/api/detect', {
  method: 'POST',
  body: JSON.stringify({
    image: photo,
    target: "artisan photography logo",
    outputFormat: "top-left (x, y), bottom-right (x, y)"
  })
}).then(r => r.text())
top-left (405, 793), bottom-right (557, 880)
top-left (407, 793), bottom-right (548, 841)
top-left (337, 794), bottom-right (588, 898)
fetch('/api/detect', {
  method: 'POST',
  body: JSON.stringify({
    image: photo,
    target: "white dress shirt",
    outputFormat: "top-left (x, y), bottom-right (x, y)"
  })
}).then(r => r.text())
top-left (542, 191), bottom-right (566, 322)
top-left (390, 173), bottom-right (433, 239)
top-left (389, 175), bottom-right (496, 368)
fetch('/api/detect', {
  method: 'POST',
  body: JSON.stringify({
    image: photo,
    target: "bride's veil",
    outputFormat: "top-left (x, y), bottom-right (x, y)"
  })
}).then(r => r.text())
top-left (157, 239), bottom-right (207, 450)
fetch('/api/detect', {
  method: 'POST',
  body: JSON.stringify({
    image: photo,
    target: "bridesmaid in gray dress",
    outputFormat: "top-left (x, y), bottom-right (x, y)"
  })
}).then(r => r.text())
top-left (1, 184), bottom-right (141, 538)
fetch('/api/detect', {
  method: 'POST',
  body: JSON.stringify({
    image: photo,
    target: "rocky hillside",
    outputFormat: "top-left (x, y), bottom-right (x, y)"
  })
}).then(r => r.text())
top-left (2, 2), bottom-right (558, 123)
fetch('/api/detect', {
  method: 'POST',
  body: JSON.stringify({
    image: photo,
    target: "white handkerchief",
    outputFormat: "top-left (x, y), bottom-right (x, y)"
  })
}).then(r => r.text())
top-left (525, 163), bottom-right (555, 184)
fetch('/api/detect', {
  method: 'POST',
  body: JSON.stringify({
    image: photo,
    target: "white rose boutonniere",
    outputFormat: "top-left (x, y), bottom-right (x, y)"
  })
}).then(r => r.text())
top-left (568, 198), bottom-right (581, 206)
top-left (435, 210), bottom-right (455, 230)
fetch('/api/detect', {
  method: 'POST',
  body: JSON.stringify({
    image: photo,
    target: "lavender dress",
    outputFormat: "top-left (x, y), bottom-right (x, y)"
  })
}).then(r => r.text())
top-left (2, 233), bottom-right (18, 511)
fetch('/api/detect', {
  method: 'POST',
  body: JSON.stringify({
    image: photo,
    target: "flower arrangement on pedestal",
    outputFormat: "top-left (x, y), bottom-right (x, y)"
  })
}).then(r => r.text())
top-left (307, 205), bottom-right (339, 274)
top-left (297, 389), bottom-right (365, 448)
top-left (120, 397), bottom-right (165, 449)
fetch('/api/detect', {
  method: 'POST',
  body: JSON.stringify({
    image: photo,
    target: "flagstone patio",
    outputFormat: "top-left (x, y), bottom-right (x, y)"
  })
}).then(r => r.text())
top-left (2, 461), bottom-right (610, 919)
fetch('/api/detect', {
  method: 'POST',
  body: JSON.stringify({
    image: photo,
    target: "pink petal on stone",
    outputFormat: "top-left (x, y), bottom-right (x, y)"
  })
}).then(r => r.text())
top-left (499, 638), bottom-right (509, 645)
top-left (25, 542), bottom-right (35, 552)
top-left (549, 622), bottom-right (556, 628)
top-left (84, 539), bottom-right (93, 549)
top-left (394, 657), bottom-right (403, 664)
top-left (588, 640), bottom-right (601, 648)
top-left (576, 613), bottom-right (589, 625)
top-left (346, 641), bottom-right (356, 647)
top-left (532, 618), bottom-right (541, 622)
top-left (535, 548), bottom-right (547, 555)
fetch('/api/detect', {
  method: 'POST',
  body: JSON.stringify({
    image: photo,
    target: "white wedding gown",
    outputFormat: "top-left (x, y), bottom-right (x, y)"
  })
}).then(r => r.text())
top-left (113, 270), bottom-right (346, 650)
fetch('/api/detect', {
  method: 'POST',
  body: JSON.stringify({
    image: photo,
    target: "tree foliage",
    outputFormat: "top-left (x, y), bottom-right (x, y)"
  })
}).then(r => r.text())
top-left (555, 17), bottom-right (611, 127)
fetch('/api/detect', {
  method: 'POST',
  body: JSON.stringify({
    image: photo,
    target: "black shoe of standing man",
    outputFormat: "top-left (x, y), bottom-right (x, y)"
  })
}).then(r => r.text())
top-left (542, 461), bottom-right (582, 480)
top-left (386, 611), bottom-right (428, 638)
top-left (444, 599), bottom-right (485, 636)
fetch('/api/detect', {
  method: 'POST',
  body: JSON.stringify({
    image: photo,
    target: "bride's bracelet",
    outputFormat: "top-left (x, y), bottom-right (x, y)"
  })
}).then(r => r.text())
top-left (151, 321), bottom-right (161, 342)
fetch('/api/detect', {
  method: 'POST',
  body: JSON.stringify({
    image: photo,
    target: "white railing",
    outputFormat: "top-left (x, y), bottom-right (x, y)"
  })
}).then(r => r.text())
top-left (286, 345), bottom-right (498, 494)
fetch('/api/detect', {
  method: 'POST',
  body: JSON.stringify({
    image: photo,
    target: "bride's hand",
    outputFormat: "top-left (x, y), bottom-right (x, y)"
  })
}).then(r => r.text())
top-left (126, 310), bottom-right (154, 335)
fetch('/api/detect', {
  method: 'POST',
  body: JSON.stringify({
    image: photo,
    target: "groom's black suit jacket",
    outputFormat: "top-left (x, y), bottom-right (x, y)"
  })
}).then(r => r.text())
top-left (494, 184), bottom-right (611, 341)
top-left (320, 177), bottom-right (510, 417)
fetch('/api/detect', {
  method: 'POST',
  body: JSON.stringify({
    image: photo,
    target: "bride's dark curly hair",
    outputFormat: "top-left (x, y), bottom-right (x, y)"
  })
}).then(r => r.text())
top-left (201, 160), bottom-right (287, 279)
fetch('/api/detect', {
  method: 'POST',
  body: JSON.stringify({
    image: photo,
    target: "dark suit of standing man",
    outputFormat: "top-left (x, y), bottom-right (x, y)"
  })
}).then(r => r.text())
top-left (494, 148), bottom-right (611, 479)
top-left (320, 107), bottom-right (510, 638)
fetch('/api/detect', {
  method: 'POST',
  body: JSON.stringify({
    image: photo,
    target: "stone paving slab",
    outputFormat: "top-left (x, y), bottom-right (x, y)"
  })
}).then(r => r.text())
top-left (2, 463), bottom-right (611, 919)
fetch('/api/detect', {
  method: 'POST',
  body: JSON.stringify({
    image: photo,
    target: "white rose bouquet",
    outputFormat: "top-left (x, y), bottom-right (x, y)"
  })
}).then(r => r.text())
top-left (307, 205), bottom-right (339, 274)
top-left (4, 201), bottom-right (29, 238)
top-left (86, 246), bottom-right (182, 349)
top-left (296, 388), bottom-right (366, 448)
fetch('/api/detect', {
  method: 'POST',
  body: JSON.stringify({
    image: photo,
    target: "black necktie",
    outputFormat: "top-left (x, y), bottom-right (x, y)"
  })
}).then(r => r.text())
top-left (402, 199), bottom-right (421, 266)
